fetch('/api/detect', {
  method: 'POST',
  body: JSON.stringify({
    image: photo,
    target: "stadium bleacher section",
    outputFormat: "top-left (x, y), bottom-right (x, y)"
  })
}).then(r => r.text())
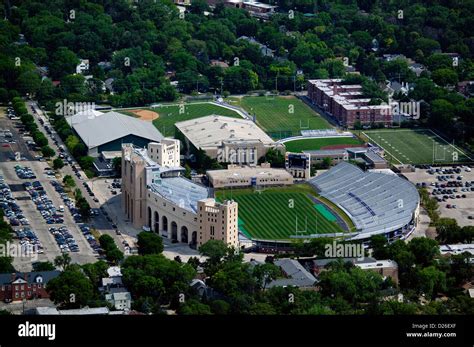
top-left (308, 162), bottom-right (419, 240)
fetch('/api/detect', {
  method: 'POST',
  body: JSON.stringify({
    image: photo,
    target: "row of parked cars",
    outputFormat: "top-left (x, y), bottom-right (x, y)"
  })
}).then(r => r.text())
top-left (49, 226), bottom-right (79, 253)
top-left (58, 191), bottom-right (83, 223)
top-left (15, 227), bottom-right (44, 254)
top-left (15, 165), bottom-right (36, 179)
top-left (82, 182), bottom-right (99, 202)
top-left (24, 181), bottom-right (64, 224)
top-left (0, 176), bottom-right (29, 226)
top-left (79, 224), bottom-right (104, 255)
top-left (6, 106), bottom-right (19, 120)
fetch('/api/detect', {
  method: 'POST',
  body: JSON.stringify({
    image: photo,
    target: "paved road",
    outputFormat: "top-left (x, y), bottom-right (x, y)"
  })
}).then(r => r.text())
top-left (27, 101), bottom-right (128, 252)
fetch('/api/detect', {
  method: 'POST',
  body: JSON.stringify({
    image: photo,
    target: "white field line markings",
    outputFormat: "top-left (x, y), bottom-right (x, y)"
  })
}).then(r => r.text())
top-left (362, 132), bottom-right (404, 164)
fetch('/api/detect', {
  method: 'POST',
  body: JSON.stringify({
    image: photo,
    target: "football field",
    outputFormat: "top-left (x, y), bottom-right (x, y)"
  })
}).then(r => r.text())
top-left (283, 137), bottom-right (364, 153)
top-left (234, 96), bottom-right (332, 139)
top-left (216, 185), bottom-right (347, 240)
top-left (363, 129), bottom-right (472, 165)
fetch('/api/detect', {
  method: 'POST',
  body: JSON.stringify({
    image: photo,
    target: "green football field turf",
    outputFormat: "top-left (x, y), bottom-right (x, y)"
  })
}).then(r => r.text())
top-left (216, 185), bottom-right (345, 240)
top-left (234, 96), bottom-right (332, 139)
top-left (283, 137), bottom-right (364, 153)
top-left (362, 129), bottom-right (472, 165)
top-left (119, 102), bottom-right (240, 137)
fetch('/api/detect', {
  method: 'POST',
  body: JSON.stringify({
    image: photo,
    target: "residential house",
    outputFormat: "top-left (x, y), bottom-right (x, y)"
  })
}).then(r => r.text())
top-left (267, 258), bottom-right (318, 289)
top-left (76, 59), bottom-right (90, 74)
top-left (105, 289), bottom-right (132, 310)
top-left (0, 271), bottom-right (60, 302)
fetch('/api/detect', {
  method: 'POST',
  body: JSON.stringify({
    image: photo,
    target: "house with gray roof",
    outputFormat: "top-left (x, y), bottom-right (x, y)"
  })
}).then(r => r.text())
top-left (268, 259), bottom-right (317, 289)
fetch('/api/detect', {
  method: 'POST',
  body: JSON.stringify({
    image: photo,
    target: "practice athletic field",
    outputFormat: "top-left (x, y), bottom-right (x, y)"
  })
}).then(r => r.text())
top-left (119, 102), bottom-right (240, 137)
top-left (362, 129), bottom-right (472, 165)
top-left (215, 185), bottom-right (348, 241)
top-left (233, 96), bottom-right (332, 139)
top-left (283, 137), bottom-right (364, 153)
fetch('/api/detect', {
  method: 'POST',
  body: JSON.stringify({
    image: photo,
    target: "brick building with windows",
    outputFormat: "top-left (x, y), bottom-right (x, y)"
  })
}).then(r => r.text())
top-left (307, 79), bottom-right (392, 128)
top-left (0, 271), bottom-right (60, 302)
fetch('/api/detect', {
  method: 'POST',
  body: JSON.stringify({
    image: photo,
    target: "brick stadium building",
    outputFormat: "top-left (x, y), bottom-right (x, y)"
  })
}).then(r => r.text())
top-left (307, 79), bottom-right (392, 128)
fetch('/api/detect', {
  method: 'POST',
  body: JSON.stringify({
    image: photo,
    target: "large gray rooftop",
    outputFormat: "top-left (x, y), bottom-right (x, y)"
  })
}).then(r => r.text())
top-left (175, 115), bottom-right (275, 150)
top-left (66, 111), bottom-right (163, 149)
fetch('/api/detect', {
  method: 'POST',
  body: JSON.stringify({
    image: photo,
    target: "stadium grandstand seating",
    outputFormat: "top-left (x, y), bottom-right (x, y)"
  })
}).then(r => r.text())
top-left (308, 162), bottom-right (419, 240)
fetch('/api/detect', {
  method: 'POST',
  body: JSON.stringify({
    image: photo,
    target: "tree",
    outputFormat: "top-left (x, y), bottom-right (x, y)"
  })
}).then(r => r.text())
top-left (32, 261), bottom-right (55, 272)
top-left (416, 266), bottom-right (447, 298)
top-left (258, 148), bottom-right (285, 167)
top-left (322, 157), bottom-right (332, 169)
top-left (436, 218), bottom-right (460, 243)
top-left (53, 157), bottom-right (64, 170)
top-left (199, 240), bottom-right (240, 277)
top-left (408, 238), bottom-right (439, 266)
top-left (137, 232), bottom-right (164, 255)
top-left (210, 299), bottom-right (231, 315)
top-left (370, 235), bottom-right (389, 259)
top-left (49, 47), bottom-right (79, 78)
top-left (0, 256), bottom-right (14, 273)
top-left (432, 68), bottom-right (458, 87)
top-left (99, 235), bottom-right (124, 264)
top-left (318, 265), bottom-right (385, 305)
top-left (178, 299), bottom-right (212, 315)
top-left (253, 263), bottom-right (281, 290)
top-left (47, 267), bottom-right (95, 308)
top-left (17, 70), bottom-right (41, 96)
top-left (63, 175), bottom-right (76, 189)
top-left (41, 145), bottom-right (55, 158)
top-left (54, 253), bottom-right (71, 271)
top-left (82, 261), bottom-right (109, 287)
top-left (112, 157), bottom-right (121, 177)
top-left (122, 254), bottom-right (195, 307)
top-left (76, 197), bottom-right (91, 220)
top-left (199, 240), bottom-right (229, 262)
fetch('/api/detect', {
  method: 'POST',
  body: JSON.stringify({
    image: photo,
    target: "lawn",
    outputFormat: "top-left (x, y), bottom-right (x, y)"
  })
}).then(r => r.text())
top-left (233, 96), bottom-right (332, 140)
top-left (215, 185), bottom-right (346, 240)
top-left (283, 137), bottom-right (364, 153)
top-left (362, 128), bottom-right (472, 165)
top-left (120, 102), bottom-right (240, 137)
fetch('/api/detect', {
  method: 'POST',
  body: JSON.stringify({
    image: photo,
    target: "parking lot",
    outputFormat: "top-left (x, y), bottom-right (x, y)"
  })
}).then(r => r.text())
top-left (2, 161), bottom-right (99, 270)
top-left (403, 165), bottom-right (474, 227)
top-left (26, 101), bottom-right (131, 253)
top-left (0, 107), bottom-right (100, 270)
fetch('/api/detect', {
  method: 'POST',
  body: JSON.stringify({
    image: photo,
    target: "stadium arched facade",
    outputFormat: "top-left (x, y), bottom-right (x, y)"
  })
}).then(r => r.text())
top-left (121, 143), bottom-right (239, 249)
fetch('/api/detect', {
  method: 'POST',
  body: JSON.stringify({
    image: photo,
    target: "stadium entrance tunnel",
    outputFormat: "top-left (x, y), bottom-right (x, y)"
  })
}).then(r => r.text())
top-left (148, 207), bottom-right (152, 229)
top-left (162, 216), bottom-right (168, 237)
top-left (181, 226), bottom-right (188, 243)
top-left (171, 222), bottom-right (178, 241)
top-left (190, 231), bottom-right (197, 249)
top-left (154, 211), bottom-right (159, 233)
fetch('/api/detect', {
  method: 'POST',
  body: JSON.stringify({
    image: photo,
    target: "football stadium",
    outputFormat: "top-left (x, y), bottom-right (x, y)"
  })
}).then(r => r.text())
top-left (217, 162), bottom-right (420, 251)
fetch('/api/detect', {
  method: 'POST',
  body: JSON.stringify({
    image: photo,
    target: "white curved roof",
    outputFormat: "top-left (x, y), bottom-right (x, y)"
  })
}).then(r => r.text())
top-left (309, 162), bottom-right (419, 238)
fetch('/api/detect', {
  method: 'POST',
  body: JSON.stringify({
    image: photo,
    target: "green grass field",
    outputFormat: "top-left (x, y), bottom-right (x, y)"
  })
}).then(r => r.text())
top-left (232, 96), bottom-right (332, 139)
top-left (216, 185), bottom-right (346, 240)
top-left (283, 137), bottom-right (364, 153)
top-left (362, 129), bottom-right (472, 165)
top-left (120, 102), bottom-right (240, 137)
